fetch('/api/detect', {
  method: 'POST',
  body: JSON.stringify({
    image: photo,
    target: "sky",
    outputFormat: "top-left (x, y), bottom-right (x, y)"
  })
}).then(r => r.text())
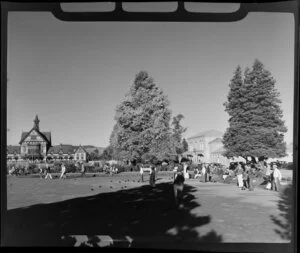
top-left (7, 5), bottom-right (294, 147)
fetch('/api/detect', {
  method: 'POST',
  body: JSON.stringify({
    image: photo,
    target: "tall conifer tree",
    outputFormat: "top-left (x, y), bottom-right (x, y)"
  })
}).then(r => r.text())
top-left (111, 71), bottom-right (175, 161)
top-left (223, 60), bottom-right (287, 161)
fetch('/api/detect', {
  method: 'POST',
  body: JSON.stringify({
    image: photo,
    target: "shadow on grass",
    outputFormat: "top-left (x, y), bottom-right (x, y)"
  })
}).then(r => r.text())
top-left (270, 184), bottom-right (292, 241)
top-left (3, 182), bottom-right (222, 247)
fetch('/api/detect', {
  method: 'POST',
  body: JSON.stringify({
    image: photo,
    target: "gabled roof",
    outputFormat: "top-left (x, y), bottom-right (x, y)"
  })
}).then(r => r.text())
top-left (208, 137), bottom-right (223, 144)
top-left (188, 130), bottom-right (223, 140)
top-left (74, 145), bottom-right (88, 154)
top-left (19, 129), bottom-right (51, 144)
top-left (7, 145), bottom-right (20, 154)
top-left (48, 144), bottom-right (77, 155)
top-left (85, 147), bottom-right (105, 155)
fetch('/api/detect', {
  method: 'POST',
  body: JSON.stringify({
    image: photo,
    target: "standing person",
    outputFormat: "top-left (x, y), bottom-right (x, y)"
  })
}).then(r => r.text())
top-left (247, 163), bottom-right (255, 191)
top-left (235, 163), bottom-right (244, 189)
top-left (139, 164), bottom-right (144, 182)
top-left (265, 163), bottom-right (272, 190)
top-left (173, 162), bottom-right (179, 180)
top-left (45, 161), bottom-right (52, 179)
top-left (271, 163), bottom-right (282, 192)
top-left (206, 164), bottom-right (211, 182)
top-left (149, 165), bottom-right (156, 187)
top-left (242, 166), bottom-right (249, 190)
top-left (173, 170), bottom-right (185, 207)
top-left (60, 163), bottom-right (67, 179)
top-left (38, 164), bottom-right (44, 179)
top-left (201, 164), bottom-right (207, 183)
top-left (75, 162), bottom-right (80, 173)
top-left (80, 162), bottom-right (86, 177)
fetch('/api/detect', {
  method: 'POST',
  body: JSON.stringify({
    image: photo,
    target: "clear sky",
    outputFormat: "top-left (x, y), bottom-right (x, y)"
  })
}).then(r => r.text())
top-left (7, 9), bottom-right (294, 147)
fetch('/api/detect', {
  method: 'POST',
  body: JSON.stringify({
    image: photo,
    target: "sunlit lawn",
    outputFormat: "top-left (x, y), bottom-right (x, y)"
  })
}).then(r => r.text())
top-left (5, 171), bottom-right (292, 247)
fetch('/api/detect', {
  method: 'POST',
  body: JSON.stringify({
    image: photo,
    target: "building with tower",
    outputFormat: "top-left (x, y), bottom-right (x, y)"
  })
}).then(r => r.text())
top-left (19, 115), bottom-right (52, 160)
top-left (7, 115), bottom-right (91, 162)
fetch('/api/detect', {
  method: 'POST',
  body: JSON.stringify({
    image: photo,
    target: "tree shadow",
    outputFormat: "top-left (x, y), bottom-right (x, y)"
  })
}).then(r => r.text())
top-left (270, 184), bottom-right (292, 241)
top-left (3, 182), bottom-right (222, 248)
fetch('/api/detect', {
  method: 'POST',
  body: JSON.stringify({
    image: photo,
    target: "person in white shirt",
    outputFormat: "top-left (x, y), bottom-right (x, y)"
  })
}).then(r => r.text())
top-left (139, 164), bottom-right (144, 182)
top-left (201, 164), bottom-right (206, 183)
top-left (60, 163), bottom-right (67, 179)
top-left (271, 163), bottom-right (282, 192)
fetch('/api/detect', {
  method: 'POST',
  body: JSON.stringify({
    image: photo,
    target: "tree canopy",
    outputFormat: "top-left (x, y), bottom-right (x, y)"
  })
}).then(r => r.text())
top-left (108, 71), bottom-right (186, 162)
top-left (223, 59), bottom-right (287, 160)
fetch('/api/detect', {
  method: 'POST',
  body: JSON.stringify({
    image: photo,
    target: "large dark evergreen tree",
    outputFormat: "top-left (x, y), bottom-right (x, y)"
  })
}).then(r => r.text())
top-left (223, 60), bottom-right (287, 161)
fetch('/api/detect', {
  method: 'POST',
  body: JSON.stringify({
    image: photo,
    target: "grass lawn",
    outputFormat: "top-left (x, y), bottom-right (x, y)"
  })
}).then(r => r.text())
top-left (4, 171), bottom-right (293, 249)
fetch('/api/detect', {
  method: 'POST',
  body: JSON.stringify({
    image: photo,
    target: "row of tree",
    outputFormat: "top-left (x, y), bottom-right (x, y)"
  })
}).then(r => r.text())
top-left (103, 59), bottom-right (287, 164)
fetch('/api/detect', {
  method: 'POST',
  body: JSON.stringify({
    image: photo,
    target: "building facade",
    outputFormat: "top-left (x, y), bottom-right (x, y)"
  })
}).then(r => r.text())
top-left (19, 115), bottom-right (52, 160)
top-left (184, 130), bottom-right (234, 164)
top-left (7, 115), bottom-right (90, 162)
top-left (47, 144), bottom-right (88, 161)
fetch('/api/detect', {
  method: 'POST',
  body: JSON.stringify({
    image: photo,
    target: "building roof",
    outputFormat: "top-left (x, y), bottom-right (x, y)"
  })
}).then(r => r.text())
top-left (19, 130), bottom-right (51, 144)
top-left (48, 144), bottom-right (78, 155)
top-left (188, 130), bottom-right (223, 140)
top-left (85, 147), bottom-right (105, 155)
top-left (19, 116), bottom-right (51, 145)
top-left (208, 137), bottom-right (223, 144)
top-left (47, 144), bottom-right (91, 155)
top-left (74, 145), bottom-right (88, 154)
top-left (7, 145), bottom-right (20, 154)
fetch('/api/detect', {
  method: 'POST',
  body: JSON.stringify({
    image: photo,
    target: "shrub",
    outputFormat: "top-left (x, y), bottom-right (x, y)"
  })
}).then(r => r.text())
top-left (84, 165), bottom-right (96, 173)
top-left (27, 163), bottom-right (39, 174)
top-left (94, 166), bottom-right (103, 173)
top-left (66, 163), bottom-right (78, 173)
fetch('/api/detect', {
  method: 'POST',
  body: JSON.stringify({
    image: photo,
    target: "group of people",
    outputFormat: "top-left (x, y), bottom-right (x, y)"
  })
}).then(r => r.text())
top-left (37, 161), bottom-right (86, 179)
top-left (193, 164), bottom-right (214, 182)
top-left (234, 162), bottom-right (256, 191)
top-left (138, 164), bottom-right (157, 184)
top-left (265, 163), bottom-right (282, 192)
top-left (103, 163), bottom-right (119, 176)
top-left (234, 161), bottom-right (282, 192)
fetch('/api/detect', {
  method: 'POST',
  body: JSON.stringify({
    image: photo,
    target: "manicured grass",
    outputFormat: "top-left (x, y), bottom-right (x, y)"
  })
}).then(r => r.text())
top-left (4, 172), bottom-right (292, 247)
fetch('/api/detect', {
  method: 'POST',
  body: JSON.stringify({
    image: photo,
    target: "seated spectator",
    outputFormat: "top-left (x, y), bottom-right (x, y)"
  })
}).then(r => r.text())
top-left (194, 167), bottom-right (201, 179)
top-left (8, 166), bottom-right (16, 176)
